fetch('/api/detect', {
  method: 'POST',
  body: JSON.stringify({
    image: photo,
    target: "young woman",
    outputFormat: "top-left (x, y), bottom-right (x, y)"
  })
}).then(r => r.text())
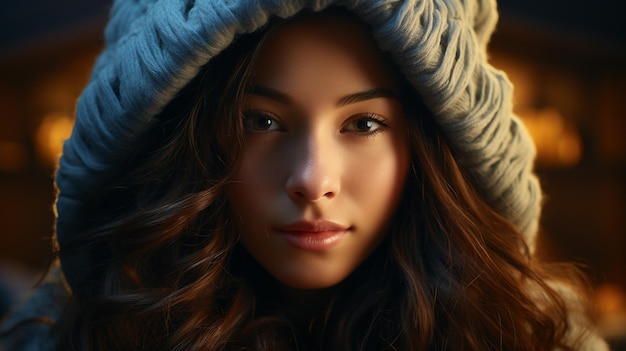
top-left (0, 1), bottom-right (609, 350)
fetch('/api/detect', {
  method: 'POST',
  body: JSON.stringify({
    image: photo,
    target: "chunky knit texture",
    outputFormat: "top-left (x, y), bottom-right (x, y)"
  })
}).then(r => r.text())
top-left (55, 0), bottom-right (541, 292)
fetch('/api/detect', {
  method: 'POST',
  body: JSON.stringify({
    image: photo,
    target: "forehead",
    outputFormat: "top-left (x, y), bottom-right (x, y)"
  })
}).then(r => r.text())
top-left (251, 10), bottom-right (399, 91)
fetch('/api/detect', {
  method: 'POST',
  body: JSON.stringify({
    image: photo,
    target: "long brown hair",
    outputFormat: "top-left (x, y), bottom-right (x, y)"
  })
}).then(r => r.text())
top-left (55, 9), bottom-right (592, 350)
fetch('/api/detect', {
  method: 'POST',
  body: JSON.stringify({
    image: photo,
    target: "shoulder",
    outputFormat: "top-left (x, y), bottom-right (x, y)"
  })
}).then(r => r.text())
top-left (0, 265), bottom-right (69, 351)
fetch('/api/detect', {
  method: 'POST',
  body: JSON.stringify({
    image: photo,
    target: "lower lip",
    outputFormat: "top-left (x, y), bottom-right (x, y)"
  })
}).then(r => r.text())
top-left (276, 230), bottom-right (348, 251)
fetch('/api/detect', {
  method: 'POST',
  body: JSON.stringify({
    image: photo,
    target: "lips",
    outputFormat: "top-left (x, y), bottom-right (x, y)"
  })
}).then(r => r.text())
top-left (273, 220), bottom-right (350, 251)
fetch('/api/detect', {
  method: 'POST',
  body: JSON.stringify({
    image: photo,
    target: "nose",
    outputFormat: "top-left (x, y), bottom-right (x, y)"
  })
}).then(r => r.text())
top-left (286, 133), bottom-right (340, 203)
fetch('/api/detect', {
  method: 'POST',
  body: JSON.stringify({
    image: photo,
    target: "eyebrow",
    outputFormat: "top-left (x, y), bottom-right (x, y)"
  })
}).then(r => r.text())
top-left (337, 88), bottom-right (399, 106)
top-left (247, 85), bottom-right (293, 105)
top-left (247, 85), bottom-right (400, 106)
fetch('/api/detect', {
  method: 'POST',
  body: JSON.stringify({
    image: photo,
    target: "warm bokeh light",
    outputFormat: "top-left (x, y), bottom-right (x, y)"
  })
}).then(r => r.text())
top-left (518, 107), bottom-right (582, 167)
top-left (490, 53), bottom-right (585, 168)
top-left (596, 283), bottom-right (626, 339)
top-left (34, 112), bottom-right (74, 168)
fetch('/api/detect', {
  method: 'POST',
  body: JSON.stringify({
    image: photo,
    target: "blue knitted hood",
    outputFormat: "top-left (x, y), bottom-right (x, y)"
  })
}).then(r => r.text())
top-left (55, 0), bottom-right (541, 291)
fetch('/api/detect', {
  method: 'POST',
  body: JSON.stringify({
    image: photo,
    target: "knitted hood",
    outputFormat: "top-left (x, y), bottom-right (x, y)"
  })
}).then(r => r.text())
top-left (55, 0), bottom-right (541, 292)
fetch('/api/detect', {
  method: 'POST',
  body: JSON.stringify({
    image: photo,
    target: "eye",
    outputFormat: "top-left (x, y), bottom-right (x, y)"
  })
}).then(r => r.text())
top-left (341, 114), bottom-right (387, 135)
top-left (242, 110), bottom-right (282, 132)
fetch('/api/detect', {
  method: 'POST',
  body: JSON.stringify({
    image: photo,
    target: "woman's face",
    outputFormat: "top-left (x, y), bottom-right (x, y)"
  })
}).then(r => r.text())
top-left (229, 14), bottom-right (410, 289)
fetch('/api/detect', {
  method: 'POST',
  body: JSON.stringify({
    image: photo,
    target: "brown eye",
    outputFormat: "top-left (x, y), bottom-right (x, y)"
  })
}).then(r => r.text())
top-left (242, 111), bottom-right (281, 132)
top-left (354, 119), bottom-right (375, 132)
top-left (341, 114), bottom-right (387, 135)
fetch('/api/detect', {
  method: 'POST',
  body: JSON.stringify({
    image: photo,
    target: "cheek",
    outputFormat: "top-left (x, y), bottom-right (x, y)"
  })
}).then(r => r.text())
top-left (344, 138), bottom-right (410, 216)
top-left (231, 143), bottom-right (285, 206)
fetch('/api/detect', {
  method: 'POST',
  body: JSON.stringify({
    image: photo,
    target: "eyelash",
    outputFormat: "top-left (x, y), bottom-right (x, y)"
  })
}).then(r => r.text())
top-left (341, 113), bottom-right (388, 138)
top-left (241, 110), bottom-right (389, 138)
top-left (241, 110), bottom-right (282, 133)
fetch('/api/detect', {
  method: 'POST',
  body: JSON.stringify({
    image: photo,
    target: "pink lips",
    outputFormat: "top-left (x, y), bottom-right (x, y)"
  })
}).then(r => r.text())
top-left (273, 220), bottom-right (350, 251)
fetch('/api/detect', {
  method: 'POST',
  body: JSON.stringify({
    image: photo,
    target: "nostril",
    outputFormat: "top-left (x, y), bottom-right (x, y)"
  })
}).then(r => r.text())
top-left (289, 186), bottom-right (336, 203)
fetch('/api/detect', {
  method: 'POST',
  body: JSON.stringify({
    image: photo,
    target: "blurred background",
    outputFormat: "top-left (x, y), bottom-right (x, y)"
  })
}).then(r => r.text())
top-left (0, 0), bottom-right (625, 348)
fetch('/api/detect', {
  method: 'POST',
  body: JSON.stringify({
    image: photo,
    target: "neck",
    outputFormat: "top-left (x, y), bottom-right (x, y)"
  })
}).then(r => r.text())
top-left (233, 246), bottom-right (341, 327)
top-left (276, 283), bottom-right (337, 327)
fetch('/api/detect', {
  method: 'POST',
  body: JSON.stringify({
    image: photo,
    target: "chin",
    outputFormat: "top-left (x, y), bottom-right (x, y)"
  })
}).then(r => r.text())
top-left (273, 270), bottom-right (348, 290)
top-left (280, 280), bottom-right (339, 291)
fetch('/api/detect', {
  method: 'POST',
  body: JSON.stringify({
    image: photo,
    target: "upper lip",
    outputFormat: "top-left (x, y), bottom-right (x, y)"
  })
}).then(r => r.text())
top-left (274, 220), bottom-right (349, 233)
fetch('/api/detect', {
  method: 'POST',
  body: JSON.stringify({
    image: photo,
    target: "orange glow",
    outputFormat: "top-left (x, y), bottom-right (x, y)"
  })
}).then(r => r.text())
top-left (597, 283), bottom-right (626, 315)
top-left (34, 112), bottom-right (74, 168)
top-left (596, 283), bottom-right (626, 339)
top-left (518, 108), bottom-right (582, 167)
top-left (0, 141), bottom-right (29, 172)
